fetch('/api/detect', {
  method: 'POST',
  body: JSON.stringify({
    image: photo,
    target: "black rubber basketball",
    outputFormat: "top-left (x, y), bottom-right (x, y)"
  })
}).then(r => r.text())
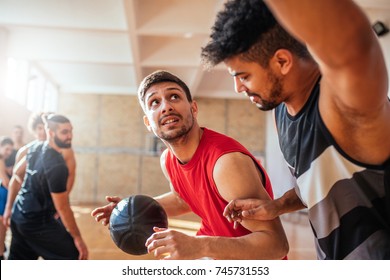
top-left (109, 194), bottom-right (168, 255)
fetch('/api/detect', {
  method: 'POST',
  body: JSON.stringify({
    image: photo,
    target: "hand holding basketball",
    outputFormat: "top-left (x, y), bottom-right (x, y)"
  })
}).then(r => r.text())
top-left (109, 195), bottom-right (168, 255)
top-left (91, 196), bottom-right (122, 226)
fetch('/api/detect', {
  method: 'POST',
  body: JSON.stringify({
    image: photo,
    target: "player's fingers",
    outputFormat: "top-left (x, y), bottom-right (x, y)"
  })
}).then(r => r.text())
top-left (106, 196), bottom-right (121, 203)
top-left (230, 198), bottom-right (261, 210)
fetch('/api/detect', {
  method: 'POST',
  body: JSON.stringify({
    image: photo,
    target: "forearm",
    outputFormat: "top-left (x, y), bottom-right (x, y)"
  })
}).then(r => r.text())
top-left (154, 192), bottom-right (191, 217)
top-left (197, 231), bottom-right (288, 260)
top-left (274, 188), bottom-right (305, 215)
top-left (56, 204), bottom-right (82, 239)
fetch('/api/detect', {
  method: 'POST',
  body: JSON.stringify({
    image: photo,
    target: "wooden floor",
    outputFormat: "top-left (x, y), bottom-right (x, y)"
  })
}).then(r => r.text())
top-left (5, 205), bottom-right (316, 260)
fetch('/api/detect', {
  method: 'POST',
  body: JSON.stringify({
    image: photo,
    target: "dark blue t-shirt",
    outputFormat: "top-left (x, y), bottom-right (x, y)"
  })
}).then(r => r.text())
top-left (12, 142), bottom-right (68, 223)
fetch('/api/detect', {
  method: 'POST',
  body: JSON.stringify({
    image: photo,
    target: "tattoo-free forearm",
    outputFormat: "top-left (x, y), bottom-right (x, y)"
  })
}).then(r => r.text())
top-left (274, 188), bottom-right (306, 215)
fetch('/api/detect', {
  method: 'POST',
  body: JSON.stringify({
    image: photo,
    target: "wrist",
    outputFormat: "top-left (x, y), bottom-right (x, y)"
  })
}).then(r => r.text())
top-left (277, 188), bottom-right (304, 214)
top-left (4, 204), bottom-right (12, 213)
top-left (73, 235), bottom-right (83, 241)
top-left (196, 236), bottom-right (213, 259)
top-left (273, 198), bottom-right (284, 216)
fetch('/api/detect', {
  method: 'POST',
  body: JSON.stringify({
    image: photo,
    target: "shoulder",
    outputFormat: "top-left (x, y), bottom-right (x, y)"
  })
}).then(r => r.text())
top-left (203, 128), bottom-right (245, 150)
top-left (214, 152), bottom-right (254, 171)
top-left (15, 144), bottom-right (29, 162)
top-left (42, 146), bottom-right (66, 165)
top-left (61, 148), bottom-right (75, 160)
top-left (28, 141), bottom-right (45, 154)
top-left (213, 151), bottom-right (266, 203)
top-left (17, 145), bottom-right (28, 156)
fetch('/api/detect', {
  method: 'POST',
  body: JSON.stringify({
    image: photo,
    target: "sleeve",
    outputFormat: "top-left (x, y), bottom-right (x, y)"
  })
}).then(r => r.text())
top-left (45, 163), bottom-right (69, 193)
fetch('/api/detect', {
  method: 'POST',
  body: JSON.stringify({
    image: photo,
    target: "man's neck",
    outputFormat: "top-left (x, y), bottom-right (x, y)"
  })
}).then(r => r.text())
top-left (164, 125), bottom-right (203, 165)
top-left (46, 139), bottom-right (62, 154)
top-left (284, 61), bottom-right (321, 116)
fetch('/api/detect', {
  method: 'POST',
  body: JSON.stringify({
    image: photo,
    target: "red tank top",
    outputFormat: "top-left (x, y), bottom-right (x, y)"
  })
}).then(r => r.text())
top-left (165, 128), bottom-right (274, 237)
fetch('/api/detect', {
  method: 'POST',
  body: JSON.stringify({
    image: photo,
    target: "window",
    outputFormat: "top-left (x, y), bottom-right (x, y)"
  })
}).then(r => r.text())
top-left (5, 58), bottom-right (58, 112)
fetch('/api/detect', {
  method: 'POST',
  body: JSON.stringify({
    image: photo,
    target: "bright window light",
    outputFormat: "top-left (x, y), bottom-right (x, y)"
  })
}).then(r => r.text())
top-left (6, 58), bottom-right (58, 112)
top-left (5, 57), bottom-right (29, 105)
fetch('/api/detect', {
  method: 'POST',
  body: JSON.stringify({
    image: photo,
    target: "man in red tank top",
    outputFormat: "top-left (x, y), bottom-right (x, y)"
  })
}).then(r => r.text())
top-left (92, 70), bottom-right (288, 260)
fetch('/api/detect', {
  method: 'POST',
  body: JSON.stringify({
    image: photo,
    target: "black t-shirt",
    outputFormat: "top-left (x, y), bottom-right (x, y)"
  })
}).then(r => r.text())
top-left (12, 142), bottom-right (68, 223)
top-left (5, 149), bottom-right (17, 168)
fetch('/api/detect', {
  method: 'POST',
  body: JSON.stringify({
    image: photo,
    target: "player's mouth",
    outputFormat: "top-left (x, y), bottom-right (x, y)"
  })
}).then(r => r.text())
top-left (160, 115), bottom-right (180, 126)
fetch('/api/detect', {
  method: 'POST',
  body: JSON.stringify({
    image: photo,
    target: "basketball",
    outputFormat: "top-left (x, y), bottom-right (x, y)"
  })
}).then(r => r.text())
top-left (109, 194), bottom-right (168, 255)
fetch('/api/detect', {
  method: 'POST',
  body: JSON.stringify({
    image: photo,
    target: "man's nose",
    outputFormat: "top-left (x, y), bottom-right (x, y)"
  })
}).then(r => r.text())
top-left (233, 76), bottom-right (247, 95)
top-left (161, 99), bottom-right (174, 114)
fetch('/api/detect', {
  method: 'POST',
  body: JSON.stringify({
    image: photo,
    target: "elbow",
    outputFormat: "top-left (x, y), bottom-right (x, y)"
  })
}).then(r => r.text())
top-left (278, 237), bottom-right (290, 260)
top-left (250, 231), bottom-right (290, 260)
top-left (267, 232), bottom-right (290, 260)
top-left (275, 229), bottom-right (290, 259)
top-left (268, 236), bottom-right (289, 260)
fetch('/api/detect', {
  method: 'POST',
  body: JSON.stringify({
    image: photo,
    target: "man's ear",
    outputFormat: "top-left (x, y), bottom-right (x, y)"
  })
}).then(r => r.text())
top-left (47, 128), bottom-right (55, 139)
top-left (191, 100), bottom-right (198, 117)
top-left (143, 115), bottom-right (152, 132)
top-left (272, 49), bottom-right (293, 75)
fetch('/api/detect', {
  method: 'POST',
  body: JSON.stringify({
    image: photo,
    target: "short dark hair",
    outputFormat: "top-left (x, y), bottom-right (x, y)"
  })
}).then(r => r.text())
top-left (0, 136), bottom-right (14, 147)
top-left (28, 112), bottom-right (45, 134)
top-left (138, 70), bottom-right (192, 111)
top-left (42, 114), bottom-right (71, 131)
top-left (201, 0), bottom-right (311, 68)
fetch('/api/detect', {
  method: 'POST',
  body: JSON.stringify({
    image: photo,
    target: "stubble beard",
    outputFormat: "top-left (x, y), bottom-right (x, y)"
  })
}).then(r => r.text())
top-left (54, 135), bottom-right (72, 149)
top-left (255, 72), bottom-right (283, 111)
top-left (157, 114), bottom-right (195, 143)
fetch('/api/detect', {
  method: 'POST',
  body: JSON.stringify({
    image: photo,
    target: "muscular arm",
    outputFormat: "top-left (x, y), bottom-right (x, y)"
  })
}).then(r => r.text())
top-left (264, 0), bottom-right (390, 164)
top-left (51, 192), bottom-right (88, 259)
top-left (147, 152), bottom-right (288, 260)
top-left (204, 152), bottom-right (288, 259)
top-left (51, 192), bottom-right (82, 239)
top-left (264, 0), bottom-right (387, 105)
top-left (62, 149), bottom-right (76, 193)
top-left (91, 150), bottom-right (191, 225)
top-left (224, 188), bottom-right (305, 223)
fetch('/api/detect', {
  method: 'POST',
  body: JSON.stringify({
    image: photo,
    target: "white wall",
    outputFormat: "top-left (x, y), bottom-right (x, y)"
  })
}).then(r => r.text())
top-left (265, 112), bottom-right (296, 199)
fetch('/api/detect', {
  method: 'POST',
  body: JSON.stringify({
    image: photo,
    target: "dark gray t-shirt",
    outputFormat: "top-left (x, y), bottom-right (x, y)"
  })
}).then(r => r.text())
top-left (12, 142), bottom-right (68, 223)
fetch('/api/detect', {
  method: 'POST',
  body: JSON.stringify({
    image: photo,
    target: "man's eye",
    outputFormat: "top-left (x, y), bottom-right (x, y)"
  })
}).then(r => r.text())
top-left (151, 100), bottom-right (159, 106)
top-left (239, 76), bottom-right (247, 82)
top-left (171, 94), bottom-right (179, 100)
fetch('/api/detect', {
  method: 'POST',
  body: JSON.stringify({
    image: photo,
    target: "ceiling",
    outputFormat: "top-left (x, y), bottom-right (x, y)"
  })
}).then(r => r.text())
top-left (0, 0), bottom-right (389, 100)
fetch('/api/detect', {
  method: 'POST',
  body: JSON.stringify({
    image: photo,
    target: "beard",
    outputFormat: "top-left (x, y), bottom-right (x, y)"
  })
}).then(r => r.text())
top-left (54, 135), bottom-right (72, 149)
top-left (156, 113), bottom-right (195, 142)
top-left (253, 71), bottom-right (283, 111)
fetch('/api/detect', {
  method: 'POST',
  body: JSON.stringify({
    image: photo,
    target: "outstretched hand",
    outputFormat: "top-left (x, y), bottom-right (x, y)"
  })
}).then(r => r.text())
top-left (223, 198), bottom-right (280, 228)
top-left (91, 196), bottom-right (121, 226)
